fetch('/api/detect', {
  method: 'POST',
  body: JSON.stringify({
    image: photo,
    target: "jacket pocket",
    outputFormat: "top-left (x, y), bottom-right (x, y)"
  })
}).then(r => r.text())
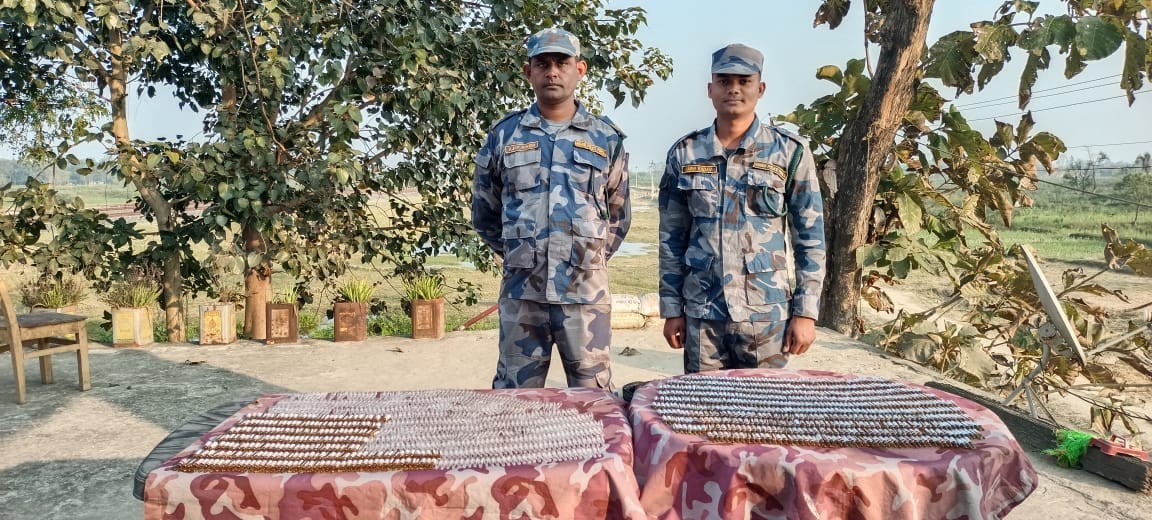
top-left (571, 219), bottom-right (607, 270)
top-left (744, 251), bottom-right (791, 305)
top-left (572, 146), bottom-right (609, 194)
top-left (677, 172), bottom-right (719, 218)
top-left (745, 169), bottom-right (787, 217)
top-left (503, 148), bottom-right (542, 191)
top-left (501, 224), bottom-right (537, 269)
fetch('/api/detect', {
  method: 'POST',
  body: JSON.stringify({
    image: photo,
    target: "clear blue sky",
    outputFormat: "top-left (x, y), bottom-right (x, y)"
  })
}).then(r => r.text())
top-left (8, 1), bottom-right (1148, 170)
top-left (601, 0), bottom-right (1151, 171)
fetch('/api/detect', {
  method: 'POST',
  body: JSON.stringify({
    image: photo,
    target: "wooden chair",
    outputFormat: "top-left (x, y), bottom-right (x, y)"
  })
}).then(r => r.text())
top-left (0, 280), bottom-right (91, 404)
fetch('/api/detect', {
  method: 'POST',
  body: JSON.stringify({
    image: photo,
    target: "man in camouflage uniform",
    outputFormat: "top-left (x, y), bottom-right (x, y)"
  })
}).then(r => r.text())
top-left (658, 44), bottom-right (825, 373)
top-left (471, 28), bottom-right (630, 389)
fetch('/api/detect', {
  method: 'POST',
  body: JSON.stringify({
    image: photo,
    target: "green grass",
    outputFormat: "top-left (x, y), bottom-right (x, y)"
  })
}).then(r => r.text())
top-left (50, 183), bottom-right (138, 208)
top-left (989, 176), bottom-right (1152, 263)
top-left (35, 177), bottom-right (1150, 344)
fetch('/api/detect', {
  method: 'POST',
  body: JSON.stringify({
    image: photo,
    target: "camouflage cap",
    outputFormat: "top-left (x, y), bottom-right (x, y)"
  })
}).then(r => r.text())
top-left (527, 28), bottom-right (581, 58)
top-left (711, 44), bottom-right (763, 75)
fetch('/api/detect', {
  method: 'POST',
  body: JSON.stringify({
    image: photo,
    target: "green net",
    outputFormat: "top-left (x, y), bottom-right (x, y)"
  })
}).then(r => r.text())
top-left (1043, 429), bottom-right (1095, 468)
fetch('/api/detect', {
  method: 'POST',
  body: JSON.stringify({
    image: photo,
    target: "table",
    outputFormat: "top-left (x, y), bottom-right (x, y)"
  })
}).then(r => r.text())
top-left (629, 369), bottom-right (1038, 520)
top-left (144, 388), bottom-right (645, 519)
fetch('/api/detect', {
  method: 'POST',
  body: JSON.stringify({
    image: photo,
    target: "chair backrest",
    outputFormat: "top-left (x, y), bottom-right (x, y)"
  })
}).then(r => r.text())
top-left (0, 279), bottom-right (19, 345)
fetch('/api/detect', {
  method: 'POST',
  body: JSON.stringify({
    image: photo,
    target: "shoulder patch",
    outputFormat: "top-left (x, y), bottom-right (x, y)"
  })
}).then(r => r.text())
top-left (596, 114), bottom-right (626, 138)
top-left (491, 108), bottom-right (528, 131)
top-left (768, 124), bottom-right (807, 147)
top-left (668, 128), bottom-right (704, 150)
top-left (504, 141), bottom-right (539, 154)
top-left (683, 163), bottom-right (718, 174)
top-left (751, 161), bottom-right (787, 179)
top-left (574, 140), bottom-right (608, 158)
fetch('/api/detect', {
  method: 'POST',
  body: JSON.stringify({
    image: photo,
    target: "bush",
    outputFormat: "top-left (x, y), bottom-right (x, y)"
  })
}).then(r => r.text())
top-left (298, 310), bottom-right (322, 336)
top-left (19, 275), bottom-right (86, 309)
top-left (402, 273), bottom-right (445, 301)
top-left (338, 278), bottom-right (375, 303)
top-left (99, 266), bottom-right (162, 308)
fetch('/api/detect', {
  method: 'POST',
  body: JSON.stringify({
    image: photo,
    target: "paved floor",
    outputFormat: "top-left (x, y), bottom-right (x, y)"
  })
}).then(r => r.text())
top-left (1, 326), bottom-right (1149, 519)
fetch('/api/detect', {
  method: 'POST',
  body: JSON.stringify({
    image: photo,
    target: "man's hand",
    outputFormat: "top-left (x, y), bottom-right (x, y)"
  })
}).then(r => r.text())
top-left (783, 316), bottom-right (816, 355)
top-left (663, 316), bottom-right (686, 349)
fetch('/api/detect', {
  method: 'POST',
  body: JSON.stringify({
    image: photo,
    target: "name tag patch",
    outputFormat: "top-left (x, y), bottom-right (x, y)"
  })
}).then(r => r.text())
top-left (574, 140), bottom-right (608, 158)
top-left (683, 163), bottom-right (718, 174)
top-left (751, 161), bottom-right (787, 179)
top-left (504, 141), bottom-right (539, 154)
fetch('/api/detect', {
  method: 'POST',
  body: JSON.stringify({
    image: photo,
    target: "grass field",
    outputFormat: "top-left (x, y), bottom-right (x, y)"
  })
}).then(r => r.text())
top-left (990, 176), bottom-right (1152, 262)
top-left (5, 174), bottom-right (1147, 342)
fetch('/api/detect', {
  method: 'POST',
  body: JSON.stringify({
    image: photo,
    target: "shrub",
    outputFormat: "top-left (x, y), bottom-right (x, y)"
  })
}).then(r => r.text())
top-left (338, 278), bottom-right (375, 303)
top-left (99, 266), bottom-right (162, 308)
top-left (402, 273), bottom-right (445, 301)
top-left (19, 275), bottom-right (86, 309)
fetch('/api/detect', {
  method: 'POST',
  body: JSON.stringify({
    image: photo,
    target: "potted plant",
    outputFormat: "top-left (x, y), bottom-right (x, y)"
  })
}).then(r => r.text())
top-left (19, 275), bottom-right (86, 314)
top-left (265, 287), bottom-right (299, 345)
top-left (200, 285), bottom-right (243, 345)
top-left (404, 273), bottom-right (445, 340)
top-left (333, 278), bottom-right (373, 342)
top-left (100, 266), bottom-right (162, 347)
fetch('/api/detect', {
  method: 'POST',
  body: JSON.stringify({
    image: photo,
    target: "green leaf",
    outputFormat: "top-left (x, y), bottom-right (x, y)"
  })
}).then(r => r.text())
top-left (990, 121), bottom-right (1014, 149)
top-left (977, 60), bottom-right (1004, 91)
top-left (815, 64), bottom-right (843, 85)
top-left (924, 31), bottom-right (977, 95)
top-left (813, 0), bottom-right (852, 30)
top-left (1048, 15), bottom-right (1077, 53)
top-left (1121, 30), bottom-right (1147, 104)
top-left (1015, 111), bottom-right (1035, 145)
top-left (973, 21), bottom-right (1018, 62)
top-left (1018, 48), bottom-right (1049, 108)
top-left (1019, 131), bottom-right (1066, 172)
top-left (891, 258), bottom-right (912, 279)
top-left (898, 194), bottom-right (923, 235)
top-left (1074, 16), bottom-right (1125, 61)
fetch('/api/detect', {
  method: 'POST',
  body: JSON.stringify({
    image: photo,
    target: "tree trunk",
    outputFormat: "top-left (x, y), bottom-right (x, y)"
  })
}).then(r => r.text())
top-left (243, 223), bottom-right (272, 340)
top-left (108, 26), bottom-right (185, 342)
top-left (818, 0), bottom-right (937, 335)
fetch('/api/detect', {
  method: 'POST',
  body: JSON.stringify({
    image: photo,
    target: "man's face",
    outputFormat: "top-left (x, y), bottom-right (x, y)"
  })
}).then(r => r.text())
top-left (523, 53), bottom-right (587, 106)
top-left (707, 73), bottom-right (765, 119)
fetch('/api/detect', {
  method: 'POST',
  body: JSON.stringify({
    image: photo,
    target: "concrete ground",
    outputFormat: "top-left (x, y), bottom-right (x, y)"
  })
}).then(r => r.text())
top-left (1, 325), bottom-right (1150, 519)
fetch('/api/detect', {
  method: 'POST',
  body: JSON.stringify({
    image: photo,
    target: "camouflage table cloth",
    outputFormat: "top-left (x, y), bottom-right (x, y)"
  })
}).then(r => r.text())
top-left (630, 369), bottom-right (1037, 520)
top-left (144, 388), bottom-right (645, 519)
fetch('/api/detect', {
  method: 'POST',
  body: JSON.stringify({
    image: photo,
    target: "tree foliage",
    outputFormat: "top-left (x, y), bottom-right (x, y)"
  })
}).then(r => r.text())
top-left (0, 0), bottom-right (671, 339)
top-left (791, 0), bottom-right (1152, 430)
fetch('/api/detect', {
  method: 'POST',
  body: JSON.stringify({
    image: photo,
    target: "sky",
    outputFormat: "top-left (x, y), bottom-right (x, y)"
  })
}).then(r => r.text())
top-left (7, 1), bottom-right (1149, 171)
top-left (599, 0), bottom-right (1152, 171)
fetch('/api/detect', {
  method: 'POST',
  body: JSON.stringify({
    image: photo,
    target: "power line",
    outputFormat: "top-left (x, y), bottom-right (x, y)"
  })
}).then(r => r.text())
top-left (1033, 177), bottom-right (1152, 209)
top-left (968, 90), bottom-right (1150, 121)
top-left (1058, 166), bottom-right (1152, 171)
top-left (1065, 139), bottom-right (1152, 149)
top-left (957, 74), bottom-right (1120, 109)
top-left (959, 83), bottom-right (1113, 110)
top-left (922, 142), bottom-right (1151, 208)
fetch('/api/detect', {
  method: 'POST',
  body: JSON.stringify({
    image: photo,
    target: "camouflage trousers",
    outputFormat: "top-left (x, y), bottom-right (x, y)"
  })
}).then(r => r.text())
top-left (493, 298), bottom-right (613, 390)
top-left (683, 317), bottom-right (788, 373)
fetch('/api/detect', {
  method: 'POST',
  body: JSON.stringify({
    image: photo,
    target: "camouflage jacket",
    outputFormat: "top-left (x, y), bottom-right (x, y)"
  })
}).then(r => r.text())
top-left (472, 102), bottom-right (630, 304)
top-left (658, 117), bottom-right (825, 322)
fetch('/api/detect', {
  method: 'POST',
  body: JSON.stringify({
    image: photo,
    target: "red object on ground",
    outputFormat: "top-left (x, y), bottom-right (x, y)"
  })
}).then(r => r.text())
top-left (1091, 435), bottom-right (1150, 461)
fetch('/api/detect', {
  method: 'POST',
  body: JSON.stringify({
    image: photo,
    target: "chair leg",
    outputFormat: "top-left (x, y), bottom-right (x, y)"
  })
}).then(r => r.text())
top-left (11, 339), bottom-right (27, 405)
top-left (77, 328), bottom-right (91, 392)
top-left (38, 339), bottom-right (54, 385)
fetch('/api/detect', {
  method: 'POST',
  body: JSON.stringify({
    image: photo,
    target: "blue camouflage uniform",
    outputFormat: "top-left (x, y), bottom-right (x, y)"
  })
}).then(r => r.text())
top-left (471, 29), bottom-right (630, 389)
top-left (658, 45), bottom-right (826, 373)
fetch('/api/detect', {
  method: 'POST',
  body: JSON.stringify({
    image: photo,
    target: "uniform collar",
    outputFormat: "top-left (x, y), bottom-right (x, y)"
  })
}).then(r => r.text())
top-left (701, 116), bottom-right (762, 158)
top-left (521, 101), bottom-right (595, 130)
